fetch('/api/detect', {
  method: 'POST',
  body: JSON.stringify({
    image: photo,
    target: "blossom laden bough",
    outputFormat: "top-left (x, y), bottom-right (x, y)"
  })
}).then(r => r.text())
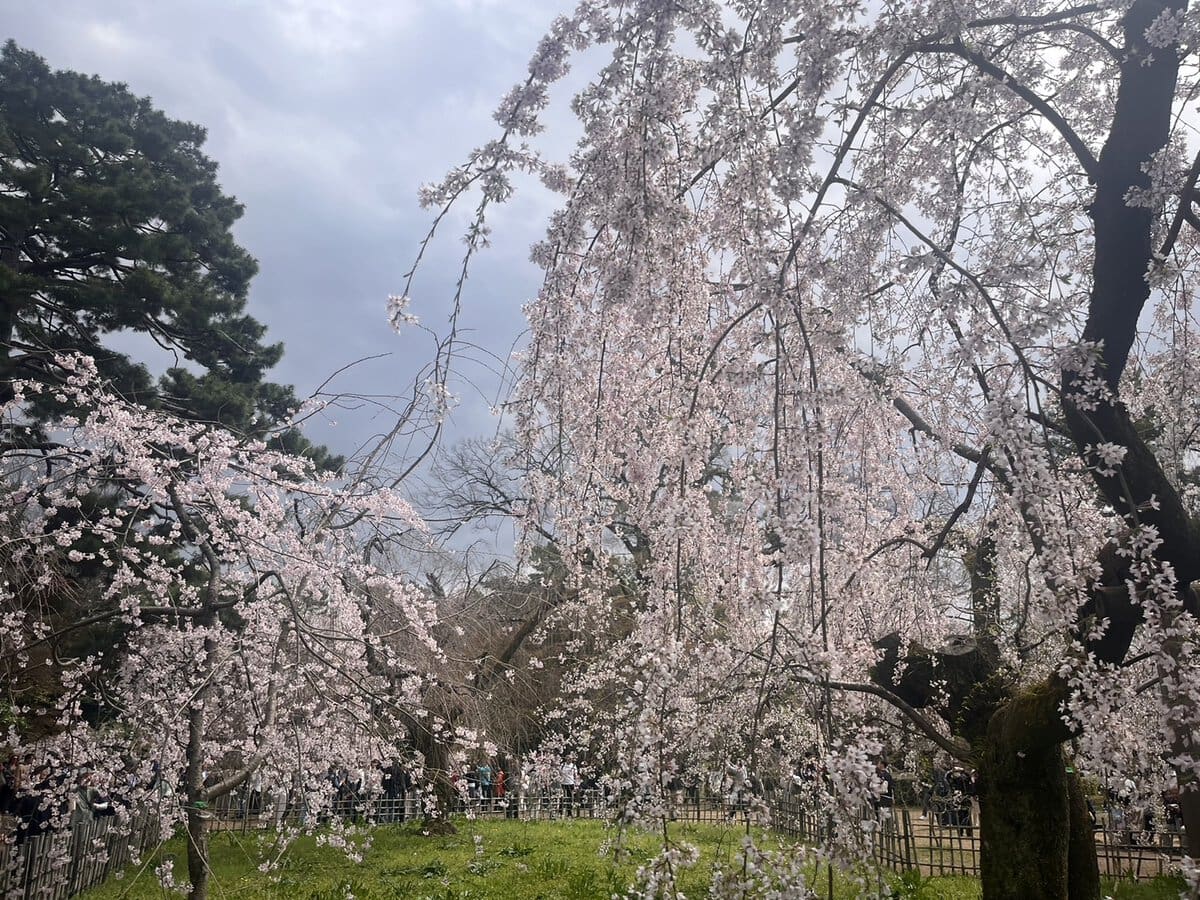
top-left (0, 356), bottom-right (443, 900)
top-left (415, 1), bottom-right (1200, 897)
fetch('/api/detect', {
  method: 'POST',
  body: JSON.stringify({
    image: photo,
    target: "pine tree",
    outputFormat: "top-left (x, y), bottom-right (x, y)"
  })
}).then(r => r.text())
top-left (0, 41), bottom-right (335, 468)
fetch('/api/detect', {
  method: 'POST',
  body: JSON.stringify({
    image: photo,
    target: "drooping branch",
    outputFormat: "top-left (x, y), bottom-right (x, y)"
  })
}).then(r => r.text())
top-left (1157, 149), bottom-right (1200, 258)
top-left (924, 41), bottom-right (1099, 180)
top-left (826, 678), bottom-right (973, 764)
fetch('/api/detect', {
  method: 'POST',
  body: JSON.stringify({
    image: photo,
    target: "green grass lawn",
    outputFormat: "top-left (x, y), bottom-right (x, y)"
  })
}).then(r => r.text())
top-left (79, 818), bottom-right (1184, 899)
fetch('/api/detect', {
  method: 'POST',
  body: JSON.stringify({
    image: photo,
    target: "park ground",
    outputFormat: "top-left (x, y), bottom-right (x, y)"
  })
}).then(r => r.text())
top-left (78, 818), bottom-right (1185, 900)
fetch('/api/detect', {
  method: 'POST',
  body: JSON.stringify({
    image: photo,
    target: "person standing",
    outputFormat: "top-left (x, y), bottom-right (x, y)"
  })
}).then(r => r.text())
top-left (0, 754), bottom-right (16, 817)
top-left (874, 759), bottom-right (895, 826)
top-left (946, 766), bottom-right (973, 835)
top-left (496, 766), bottom-right (515, 818)
top-left (859, 758), bottom-right (895, 853)
top-left (15, 763), bottom-right (55, 845)
top-left (399, 765), bottom-right (413, 822)
top-left (381, 759), bottom-right (403, 823)
top-left (560, 759), bottom-right (578, 818)
top-left (478, 762), bottom-right (494, 812)
top-left (725, 759), bottom-right (749, 813)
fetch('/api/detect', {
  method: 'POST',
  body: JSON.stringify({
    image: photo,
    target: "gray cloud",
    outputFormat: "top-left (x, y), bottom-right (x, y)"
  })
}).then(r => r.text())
top-left (2, 0), bottom-right (571, 469)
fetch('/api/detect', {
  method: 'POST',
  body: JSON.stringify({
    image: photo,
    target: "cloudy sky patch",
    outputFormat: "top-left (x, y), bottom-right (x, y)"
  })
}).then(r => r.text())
top-left (3, 0), bottom-right (573, 467)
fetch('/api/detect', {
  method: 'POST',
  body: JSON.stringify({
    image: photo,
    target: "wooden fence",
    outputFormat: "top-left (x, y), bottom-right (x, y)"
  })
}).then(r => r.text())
top-left (0, 811), bottom-right (158, 900)
top-left (0, 792), bottom-right (1185, 897)
top-left (769, 797), bottom-right (1187, 881)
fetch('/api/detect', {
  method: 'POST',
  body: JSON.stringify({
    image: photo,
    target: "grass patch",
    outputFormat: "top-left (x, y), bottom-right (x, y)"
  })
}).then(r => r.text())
top-left (83, 819), bottom-right (761, 900)
top-left (79, 819), bottom-right (1185, 899)
top-left (1103, 875), bottom-right (1190, 900)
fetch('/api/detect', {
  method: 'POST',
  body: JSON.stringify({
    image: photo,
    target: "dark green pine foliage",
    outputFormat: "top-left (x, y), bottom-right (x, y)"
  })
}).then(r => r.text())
top-left (0, 41), bottom-right (340, 469)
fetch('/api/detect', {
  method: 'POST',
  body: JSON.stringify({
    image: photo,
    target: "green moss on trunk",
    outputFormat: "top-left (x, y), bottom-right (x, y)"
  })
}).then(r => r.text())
top-left (1067, 769), bottom-right (1101, 900)
top-left (977, 685), bottom-right (1099, 900)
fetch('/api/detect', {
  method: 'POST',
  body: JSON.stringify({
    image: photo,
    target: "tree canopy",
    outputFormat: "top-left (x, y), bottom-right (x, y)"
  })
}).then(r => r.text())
top-left (411, 1), bottom-right (1200, 897)
top-left (0, 356), bottom-right (432, 899)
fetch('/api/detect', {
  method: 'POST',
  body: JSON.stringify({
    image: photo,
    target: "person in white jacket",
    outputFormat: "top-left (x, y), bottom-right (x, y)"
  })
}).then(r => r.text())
top-left (560, 760), bottom-right (578, 817)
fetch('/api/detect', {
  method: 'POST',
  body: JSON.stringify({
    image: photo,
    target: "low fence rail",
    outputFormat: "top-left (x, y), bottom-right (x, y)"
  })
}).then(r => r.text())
top-left (769, 798), bottom-right (1186, 881)
top-left (0, 792), bottom-right (1185, 897)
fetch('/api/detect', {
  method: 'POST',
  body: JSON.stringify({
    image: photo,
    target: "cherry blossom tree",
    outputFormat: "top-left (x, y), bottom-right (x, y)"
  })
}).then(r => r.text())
top-left (415, 1), bottom-right (1200, 897)
top-left (0, 356), bottom-right (441, 900)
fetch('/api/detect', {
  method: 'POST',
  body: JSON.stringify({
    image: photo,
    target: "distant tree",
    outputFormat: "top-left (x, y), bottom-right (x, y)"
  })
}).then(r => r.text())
top-left (0, 41), bottom-right (333, 466)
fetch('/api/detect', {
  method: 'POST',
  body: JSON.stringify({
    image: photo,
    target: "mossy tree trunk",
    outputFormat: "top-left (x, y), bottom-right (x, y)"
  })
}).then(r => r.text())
top-left (1066, 767), bottom-right (1102, 900)
top-left (421, 739), bottom-right (459, 835)
top-left (874, 639), bottom-right (1101, 900)
top-left (976, 685), bottom-right (1099, 900)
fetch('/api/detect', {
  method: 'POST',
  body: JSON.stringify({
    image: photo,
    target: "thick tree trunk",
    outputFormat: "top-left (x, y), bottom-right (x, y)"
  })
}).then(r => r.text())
top-left (977, 687), bottom-right (1099, 900)
top-left (1166, 724), bottom-right (1200, 866)
top-left (873, 642), bottom-right (1101, 898)
top-left (422, 758), bottom-right (459, 835)
top-left (420, 736), bottom-right (459, 835)
top-left (406, 715), bottom-right (458, 835)
top-left (978, 744), bottom-right (1070, 900)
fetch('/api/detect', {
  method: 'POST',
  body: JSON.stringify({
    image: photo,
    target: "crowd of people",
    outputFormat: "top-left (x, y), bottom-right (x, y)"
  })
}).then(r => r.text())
top-left (917, 763), bottom-right (977, 834)
top-left (457, 757), bottom-right (594, 818)
top-left (1102, 775), bottom-right (1184, 847)
top-left (0, 750), bottom-right (595, 844)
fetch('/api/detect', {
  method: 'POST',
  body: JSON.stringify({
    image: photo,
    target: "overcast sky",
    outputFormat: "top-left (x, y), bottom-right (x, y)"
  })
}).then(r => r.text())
top-left (3, 0), bottom-right (578, 473)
